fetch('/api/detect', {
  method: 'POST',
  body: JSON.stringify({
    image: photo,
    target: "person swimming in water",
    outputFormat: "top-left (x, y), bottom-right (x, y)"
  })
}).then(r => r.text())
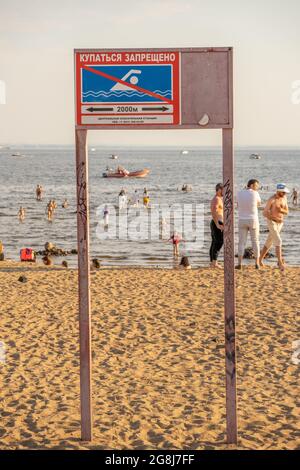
top-left (62, 199), bottom-right (69, 209)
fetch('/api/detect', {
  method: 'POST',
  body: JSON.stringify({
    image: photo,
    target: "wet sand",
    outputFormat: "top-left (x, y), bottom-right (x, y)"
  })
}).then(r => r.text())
top-left (0, 261), bottom-right (299, 449)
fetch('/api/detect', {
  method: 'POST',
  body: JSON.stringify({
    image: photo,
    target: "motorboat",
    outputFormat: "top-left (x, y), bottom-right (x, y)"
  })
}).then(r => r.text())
top-left (181, 150), bottom-right (189, 155)
top-left (249, 153), bottom-right (261, 160)
top-left (110, 154), bottom-right (118, 159)
top-left (103, 167), bottom-right (150, 178)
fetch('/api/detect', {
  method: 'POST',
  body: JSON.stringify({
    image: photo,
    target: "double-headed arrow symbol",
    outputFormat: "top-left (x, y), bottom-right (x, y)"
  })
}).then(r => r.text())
top-left (86, 107), bottom-right (113, 112)
top-left (141, 106), bottom-right (169, 112)
top-left (86, 105), bottom-right (170, 113)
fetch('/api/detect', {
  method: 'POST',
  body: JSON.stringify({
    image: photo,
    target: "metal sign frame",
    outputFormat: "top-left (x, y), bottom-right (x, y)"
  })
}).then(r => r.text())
top-left (74, 47), bottom-right (237, 444)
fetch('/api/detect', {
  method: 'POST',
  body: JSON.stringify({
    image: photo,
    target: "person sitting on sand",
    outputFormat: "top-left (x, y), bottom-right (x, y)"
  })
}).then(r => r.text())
top-left (179, 256), bottom-right (191, 269)
top-left (259, 183), bottom-right (289, 271)
top-left (42, 255), bottom-right (53, 266)
top-left (18, 206), bottom-right (26, 222)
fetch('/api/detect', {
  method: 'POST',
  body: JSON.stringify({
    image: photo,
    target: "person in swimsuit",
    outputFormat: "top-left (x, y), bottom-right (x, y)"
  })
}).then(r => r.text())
top-left (36, 184), bottom-right (43, 201)
top-left (143, 188), bottom-right (150, 207)
top-left (291, 188), bottom-right (298, 206)
top-left (46, 200), bottom-right (53, 221)
top-left (169, 232), bottom-right (183, 257)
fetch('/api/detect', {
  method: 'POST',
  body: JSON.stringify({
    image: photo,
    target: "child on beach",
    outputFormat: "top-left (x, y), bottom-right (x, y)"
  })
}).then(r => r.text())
top-left (168, 232), bottom-right (184, 257)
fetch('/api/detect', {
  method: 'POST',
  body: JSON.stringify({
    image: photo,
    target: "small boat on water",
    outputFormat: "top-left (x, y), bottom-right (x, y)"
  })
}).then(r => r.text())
top-left (11, 152), bottom-right (26, 157)
top-left (249, 153), bottom-right (261, 160)
top-left (103, 167), bottom-right (150, 178)
top-left (181, 150), bottom-right (189, 155)
top-left (110, 154), bottom-right (118, 160)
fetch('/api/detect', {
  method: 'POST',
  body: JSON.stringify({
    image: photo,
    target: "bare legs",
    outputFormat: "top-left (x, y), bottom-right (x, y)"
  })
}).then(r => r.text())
top-left (259, 244), bottom-right (285, 271)
top-left (259, 245), bottom-right (269, 266)
top-left (173, 244), bottom-right (179, 257)
top-left (275, 246), bottom-right (285, 271)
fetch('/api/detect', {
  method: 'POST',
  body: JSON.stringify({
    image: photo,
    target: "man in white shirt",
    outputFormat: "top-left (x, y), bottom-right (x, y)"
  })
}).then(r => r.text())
top-left (236, 179), bottom-right (261, 269)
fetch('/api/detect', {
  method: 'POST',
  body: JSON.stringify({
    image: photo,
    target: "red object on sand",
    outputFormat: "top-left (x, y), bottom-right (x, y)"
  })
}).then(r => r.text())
top-left (20, 248), bottom-right (36, 262)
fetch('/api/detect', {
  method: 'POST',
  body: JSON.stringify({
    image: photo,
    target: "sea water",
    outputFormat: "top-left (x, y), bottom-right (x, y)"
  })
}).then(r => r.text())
top-left (0, 146), bottom-right (299, 267)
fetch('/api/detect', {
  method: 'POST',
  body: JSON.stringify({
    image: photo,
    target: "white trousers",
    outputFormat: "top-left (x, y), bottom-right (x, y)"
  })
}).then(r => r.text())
top-left (238, 218), bottom-right (260, 258)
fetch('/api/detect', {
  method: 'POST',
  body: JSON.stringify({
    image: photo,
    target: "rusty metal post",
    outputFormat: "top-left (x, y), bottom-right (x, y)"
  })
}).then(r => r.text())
top-left (222, 127), bottom-right (237, 444)
top-left (75, 128), bottom-right (92, 441)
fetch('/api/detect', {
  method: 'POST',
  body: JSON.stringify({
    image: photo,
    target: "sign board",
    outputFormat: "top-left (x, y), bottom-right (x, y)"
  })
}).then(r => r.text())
top-left (74, 47), bottom-right (236, 445)
top-left (74, 48), bottom-right (232, 129)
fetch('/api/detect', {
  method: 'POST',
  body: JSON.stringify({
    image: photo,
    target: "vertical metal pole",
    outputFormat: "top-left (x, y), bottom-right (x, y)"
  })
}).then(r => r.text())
top-left (75, 128), bottom-right (92, 441)
top-left (222, 127), bottom-right (237, 444)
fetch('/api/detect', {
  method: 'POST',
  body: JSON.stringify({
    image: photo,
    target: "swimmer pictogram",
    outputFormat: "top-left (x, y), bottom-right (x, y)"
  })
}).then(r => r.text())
top-left (75, 51), bottom-right (180, 126)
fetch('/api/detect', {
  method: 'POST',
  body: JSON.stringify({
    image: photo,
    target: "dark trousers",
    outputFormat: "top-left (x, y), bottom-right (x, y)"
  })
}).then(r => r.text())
top-left (209, 220), bottom-right (224, 262)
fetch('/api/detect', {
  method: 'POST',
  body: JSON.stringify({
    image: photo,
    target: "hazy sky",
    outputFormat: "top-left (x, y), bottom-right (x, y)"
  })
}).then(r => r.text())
top-left (0, 0), bottom-right (300, 146)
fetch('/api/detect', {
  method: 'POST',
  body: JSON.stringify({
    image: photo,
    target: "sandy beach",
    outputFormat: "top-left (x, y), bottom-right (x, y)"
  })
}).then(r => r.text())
top-left (0, 261), bottom-right (299, 450)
